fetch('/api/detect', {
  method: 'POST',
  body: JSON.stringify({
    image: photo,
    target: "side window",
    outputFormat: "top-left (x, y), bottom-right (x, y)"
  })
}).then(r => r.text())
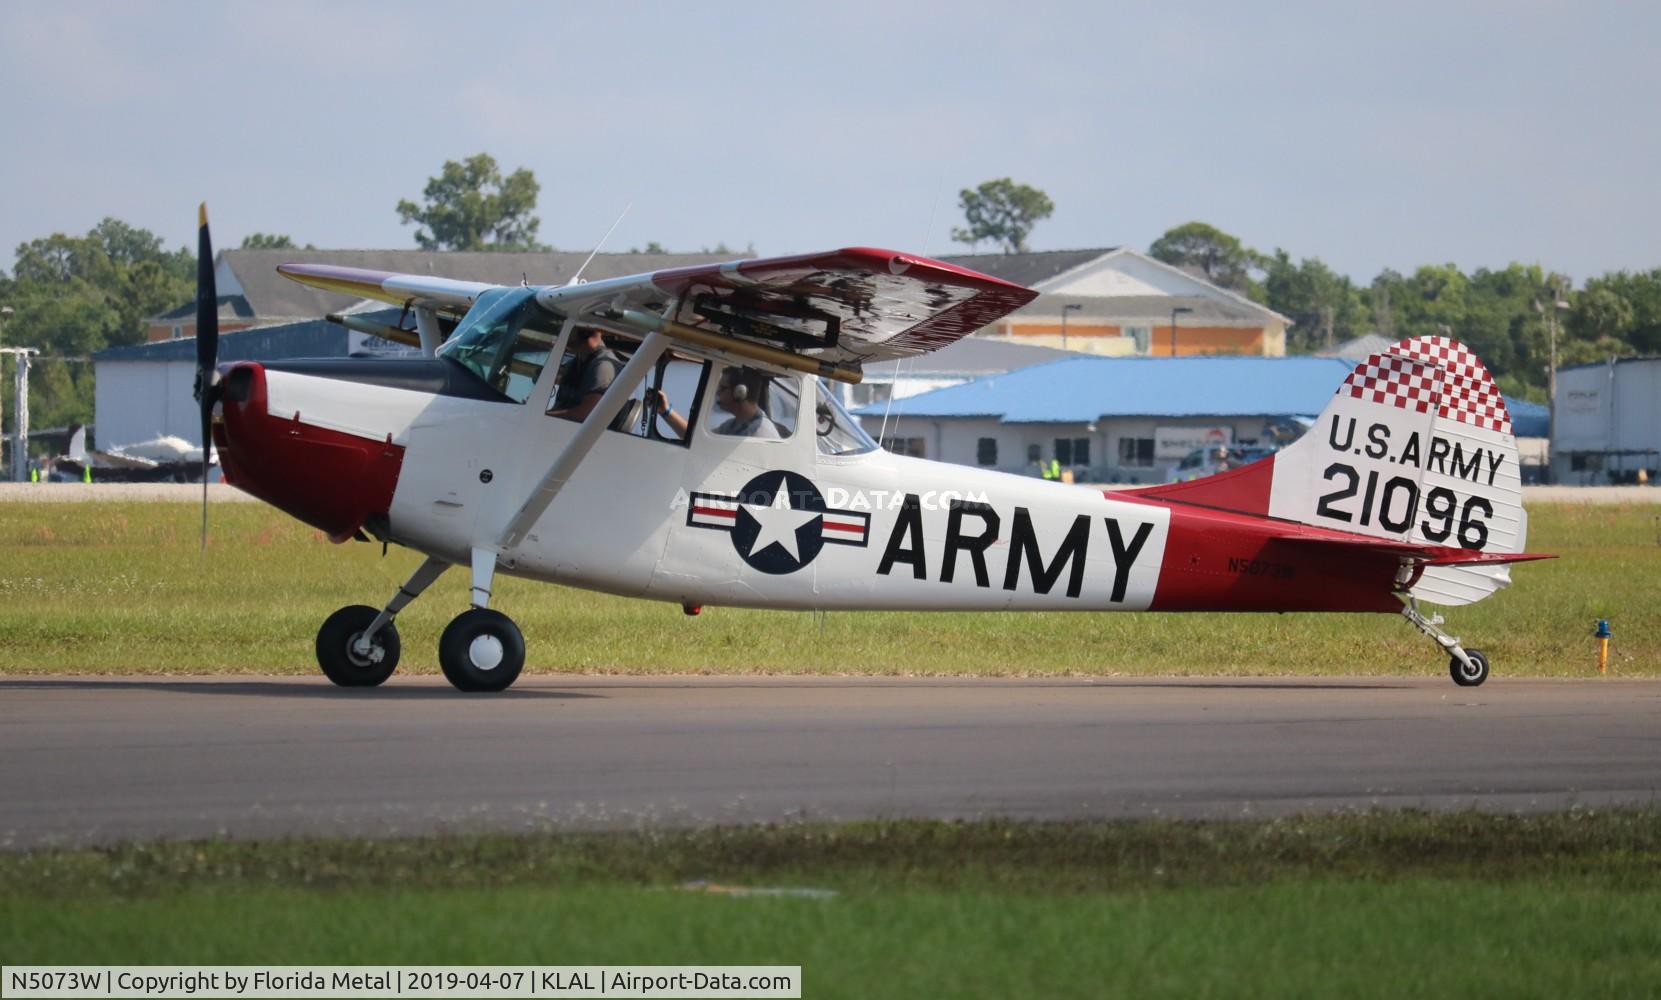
top-left (707, 366), bottom-right (797, 440)
top-left (546, 331), bottom-right (709, 447)
top-left (977, 437), bottom-right (998, 466)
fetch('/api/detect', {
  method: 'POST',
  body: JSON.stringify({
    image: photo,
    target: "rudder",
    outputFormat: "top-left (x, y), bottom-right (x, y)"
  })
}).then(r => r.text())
top-left (1266, 336), bottom-right (1525, 605)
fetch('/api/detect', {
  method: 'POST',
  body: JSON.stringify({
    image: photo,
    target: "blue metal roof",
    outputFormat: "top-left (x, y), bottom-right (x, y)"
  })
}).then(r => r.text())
top-left (858, 354), bottom-right (1546, 432)
top-left (1505, 398), bottom-right (1549, 438)
top-left (93, 310), bottom-right (403, 363)
top-left (857, 356), bottom-right (1360, 422)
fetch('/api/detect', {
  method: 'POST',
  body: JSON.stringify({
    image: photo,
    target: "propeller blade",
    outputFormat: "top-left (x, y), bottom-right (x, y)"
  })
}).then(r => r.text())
top-left (195, 203), bottom-right (218, 550)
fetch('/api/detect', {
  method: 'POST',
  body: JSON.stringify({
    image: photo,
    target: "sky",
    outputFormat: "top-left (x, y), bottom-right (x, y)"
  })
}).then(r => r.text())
top-left (1, 1), bottom-right (1655, 284)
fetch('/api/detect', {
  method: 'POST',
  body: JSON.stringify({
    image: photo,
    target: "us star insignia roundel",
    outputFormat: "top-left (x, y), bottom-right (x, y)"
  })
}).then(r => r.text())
top-left (687, 470), bottom-right (870, 574)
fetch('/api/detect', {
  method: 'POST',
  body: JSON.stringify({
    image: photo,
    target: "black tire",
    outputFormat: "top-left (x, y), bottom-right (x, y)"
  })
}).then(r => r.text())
top-left (438, 608), bottom-right (525, 692)
top-left (1450, 649), bottom-right (1490, 687)
top-left (316, 604), bottom-right (399, 687)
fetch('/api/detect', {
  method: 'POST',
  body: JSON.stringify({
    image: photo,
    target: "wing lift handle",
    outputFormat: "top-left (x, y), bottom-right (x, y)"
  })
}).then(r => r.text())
top-left (612, 308), bottom-right (865, 385)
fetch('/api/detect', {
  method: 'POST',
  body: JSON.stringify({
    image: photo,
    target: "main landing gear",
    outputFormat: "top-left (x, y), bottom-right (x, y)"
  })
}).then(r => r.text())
top-left (1400, 596), bottom-right (1490, 687)
top-left (315, 551), bottom-right (525, 692)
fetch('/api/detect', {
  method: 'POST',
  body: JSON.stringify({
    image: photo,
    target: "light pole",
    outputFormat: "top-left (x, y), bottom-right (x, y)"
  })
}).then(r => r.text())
top-left (1536, 289), bottom-right (1570, 483)
top-left (1060, 302), bottom-right (1082, 351)
top-left (1170, 306), bottom-right (1193, 357)
top-left (0, 307), bottom-right (9, 479)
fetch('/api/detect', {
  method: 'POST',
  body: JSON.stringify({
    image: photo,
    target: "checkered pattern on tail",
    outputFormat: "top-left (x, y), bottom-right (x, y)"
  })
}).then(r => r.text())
top-left (1338, 335), bottom-right (1511, 434)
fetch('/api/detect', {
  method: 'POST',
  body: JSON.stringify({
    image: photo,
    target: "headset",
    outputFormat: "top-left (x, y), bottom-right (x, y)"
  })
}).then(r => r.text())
top-left (722, 370), bottom-right (755, 402)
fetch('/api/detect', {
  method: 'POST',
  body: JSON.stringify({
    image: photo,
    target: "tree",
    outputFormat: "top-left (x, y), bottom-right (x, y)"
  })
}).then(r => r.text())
top-left (396, 153), bottom-right (548, 251)
top-left (1570, 269), bottom-right (1661, 355)
top-left (951, 178), bottom-right (1054, 253)
top-left (240, 233), bottom-right (311, 249)
top-left (1148, 222), bottom-right (1259, 292)
top-left (0, 218), bottom-right (193, 426)
top-left (1260, 250), bottom-right (1370, 351)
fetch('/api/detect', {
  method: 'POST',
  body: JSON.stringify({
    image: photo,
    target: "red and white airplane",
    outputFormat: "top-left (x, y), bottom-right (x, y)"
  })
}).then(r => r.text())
top-left (192, 208), bottom-right (1550, 692)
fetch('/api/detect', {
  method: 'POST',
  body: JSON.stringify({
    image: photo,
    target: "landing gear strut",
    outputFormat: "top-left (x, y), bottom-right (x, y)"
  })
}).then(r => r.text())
top-left (316, 605), bottom-right (400, 687)
top-left (317, 555), bottom-right (449, 688)
top-left (316, 549), bottom-right (528, 693)
top-left (1400, 596), bottom-right (1490, 687)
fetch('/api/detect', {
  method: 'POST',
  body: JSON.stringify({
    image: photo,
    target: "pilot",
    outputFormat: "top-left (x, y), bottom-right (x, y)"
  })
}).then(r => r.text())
top-left (645, 387), bottom-right (690, 438)
top-left (710, 368), bottom-right (782, 438)
top-left (548, 327), bottom-right (623, 422)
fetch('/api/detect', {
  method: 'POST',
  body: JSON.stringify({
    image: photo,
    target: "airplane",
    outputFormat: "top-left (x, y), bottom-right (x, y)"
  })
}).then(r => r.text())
top-left (191, 207), bottom-right (1551, 693)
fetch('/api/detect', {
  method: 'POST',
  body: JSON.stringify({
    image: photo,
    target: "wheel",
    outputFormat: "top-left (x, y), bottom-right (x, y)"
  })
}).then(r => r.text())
top-left (316, 604), bottom-right (399, 687)
top-left (438, 608), bottom-right (525, 692)
top-left (1450, 649), bottom-right (1490, 687)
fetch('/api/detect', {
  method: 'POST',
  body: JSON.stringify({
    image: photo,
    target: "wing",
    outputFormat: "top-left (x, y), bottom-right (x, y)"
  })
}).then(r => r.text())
top-left (538, 247), bottom-right (1037, 369)
top-left (277, 249), bottom-right (1038, 379)
top-left (275, 263), bottom-right (498, 314)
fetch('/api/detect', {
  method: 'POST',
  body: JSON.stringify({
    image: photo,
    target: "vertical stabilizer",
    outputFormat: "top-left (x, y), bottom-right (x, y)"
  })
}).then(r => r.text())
top-left (1266, 336), bottom-right (1525, 605)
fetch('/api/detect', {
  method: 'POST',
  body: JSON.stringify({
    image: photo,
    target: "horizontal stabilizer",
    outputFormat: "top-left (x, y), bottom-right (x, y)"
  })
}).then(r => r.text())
top-left (1274, 534), bottom-right (1555, 568)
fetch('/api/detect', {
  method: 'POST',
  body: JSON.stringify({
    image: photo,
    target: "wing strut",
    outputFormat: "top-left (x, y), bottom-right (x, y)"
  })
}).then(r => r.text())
top-left (494, 330), bottom-right (672, 552)
top-left (413, 306), bottom-right (445, 357)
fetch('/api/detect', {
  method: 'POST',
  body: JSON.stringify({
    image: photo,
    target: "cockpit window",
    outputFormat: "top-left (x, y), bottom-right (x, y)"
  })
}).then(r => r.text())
top-left (436, 287), bottom-right (565, 403)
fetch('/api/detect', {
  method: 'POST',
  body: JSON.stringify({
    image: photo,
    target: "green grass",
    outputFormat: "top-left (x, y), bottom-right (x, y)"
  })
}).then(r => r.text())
top-left (0, 501), bottom-right (1655, 676)
top-left (5, 814), bottom-right (1661, 996)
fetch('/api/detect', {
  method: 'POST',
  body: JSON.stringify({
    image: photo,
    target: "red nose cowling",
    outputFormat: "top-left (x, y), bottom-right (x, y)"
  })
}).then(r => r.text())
top-left (213, 362), bottom-right (405, 542)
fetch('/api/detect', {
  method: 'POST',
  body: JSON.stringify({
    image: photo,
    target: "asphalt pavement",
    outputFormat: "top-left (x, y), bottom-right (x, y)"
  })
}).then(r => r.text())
top-left (2, 675), bottom-right (1658, 846)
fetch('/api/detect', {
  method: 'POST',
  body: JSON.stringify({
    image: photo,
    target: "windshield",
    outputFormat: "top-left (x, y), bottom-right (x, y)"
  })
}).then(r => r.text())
top-left (814, 379), bottom-right (879, 456)
top-left (437, 287), bottom-right (566, 402)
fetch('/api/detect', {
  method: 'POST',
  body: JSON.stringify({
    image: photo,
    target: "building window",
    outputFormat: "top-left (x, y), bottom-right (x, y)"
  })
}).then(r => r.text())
top-left (1054, 437), bottom-right (1090, 466)
top-left (850, 383), bottom-right (893, 408)
top-left (1124, 326), bottom-right (1151, 354)
top-left (171, 325), bottom-right (183, 340)
top-left (1118, 437), bottom-right (1154, 467)
top-left (1026, 444), bottom-right (1041, 465)
top-left (976, 437), bottom-right (998, 466)
top-left (883, 436), bottom-right (926, 458)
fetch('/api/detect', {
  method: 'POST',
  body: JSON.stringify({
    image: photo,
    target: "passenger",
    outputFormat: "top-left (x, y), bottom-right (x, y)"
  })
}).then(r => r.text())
top-left (547, 327), bottom-right (623, 422)
top-left (711, 368), bottom-right (782, 438)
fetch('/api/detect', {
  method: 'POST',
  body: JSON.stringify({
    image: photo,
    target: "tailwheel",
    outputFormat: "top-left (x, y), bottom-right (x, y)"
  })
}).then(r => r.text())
top-left (1401, 596), bottom-right (1491, 688)
top-left (316, 604), bottom-right (400, 687)
top-left (439, 608), bottom-right (525, 692)
top-left (1450, 649), bottom-right (1490, 687)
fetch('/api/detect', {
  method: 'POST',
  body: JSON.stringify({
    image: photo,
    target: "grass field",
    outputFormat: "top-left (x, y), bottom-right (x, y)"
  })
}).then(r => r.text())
top-left (5, 813), bottom-right (1660, 996)
top-left (0, 501), bottom-right (1654, 676)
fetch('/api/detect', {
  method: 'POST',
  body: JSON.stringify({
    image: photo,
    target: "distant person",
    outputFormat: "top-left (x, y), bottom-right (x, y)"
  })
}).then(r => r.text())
top-left (711, 368), bottom-right (782, 439)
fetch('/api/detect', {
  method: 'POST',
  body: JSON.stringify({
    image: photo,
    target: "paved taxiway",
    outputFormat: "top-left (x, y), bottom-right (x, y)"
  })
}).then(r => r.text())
top-left (2, 676), bottom-right (1658, 846)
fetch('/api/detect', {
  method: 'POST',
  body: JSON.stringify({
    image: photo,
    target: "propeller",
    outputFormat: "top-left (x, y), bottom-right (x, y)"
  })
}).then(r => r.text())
top-left (193, 203), bottom-right (219, 550)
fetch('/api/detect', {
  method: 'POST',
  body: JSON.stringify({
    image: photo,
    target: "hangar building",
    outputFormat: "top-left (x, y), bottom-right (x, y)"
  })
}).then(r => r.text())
top-left (93, 311), bottom-right (409, 452)
top-left (1551, 357), bottom-right (1661, 484)
top-left (939, 248), bottom-right (1291, 357)
top-left (858, 355), bottom-right (1548, 485)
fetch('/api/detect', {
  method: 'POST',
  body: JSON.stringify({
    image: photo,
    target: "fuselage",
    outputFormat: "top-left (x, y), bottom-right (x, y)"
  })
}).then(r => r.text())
top-left (214, 358), bottom-right (1404, 616)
